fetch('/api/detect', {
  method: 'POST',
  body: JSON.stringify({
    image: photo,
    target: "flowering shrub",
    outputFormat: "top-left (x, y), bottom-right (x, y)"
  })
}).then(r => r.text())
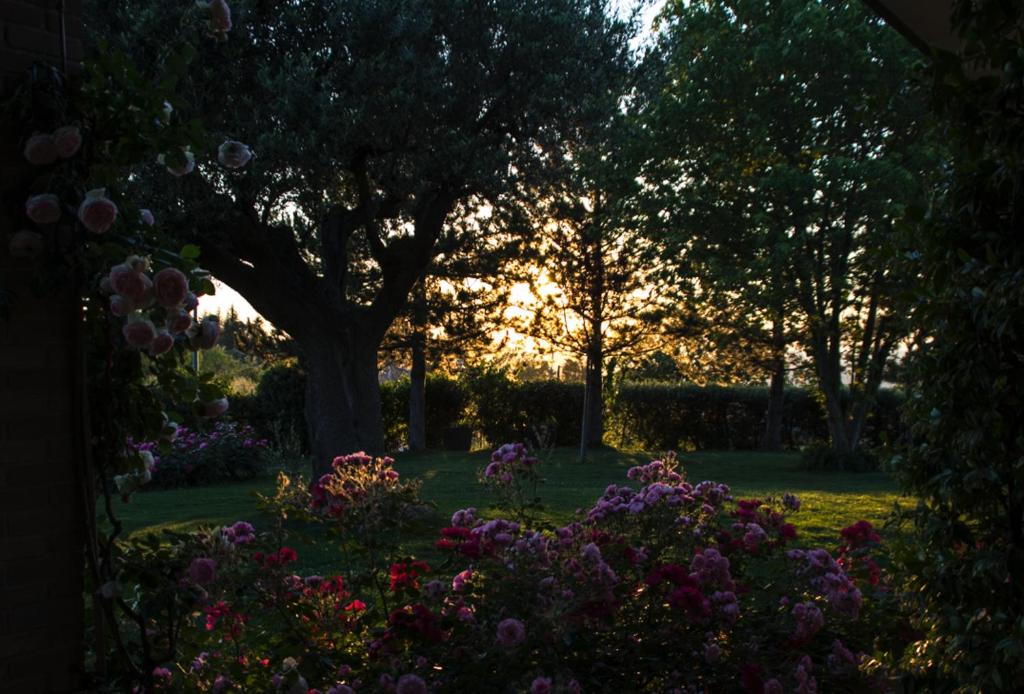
top-left (131, 422), bottom-right (269, 489)
top-left (480, 442), bottom-right (542, 523)
top-left (262, 453), bottom-right (426, 610)
top-left (110, 447), bottom-right (908, 692)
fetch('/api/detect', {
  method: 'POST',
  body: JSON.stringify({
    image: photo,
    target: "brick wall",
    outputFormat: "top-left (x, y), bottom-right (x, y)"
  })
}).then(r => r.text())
top-left (0, 1), bottom-right (85, 692)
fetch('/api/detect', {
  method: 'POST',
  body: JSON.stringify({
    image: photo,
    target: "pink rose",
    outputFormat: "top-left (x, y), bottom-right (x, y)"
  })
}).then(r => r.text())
top-left (153, 267), bottom-right (189, 308)
top-left (78, 189), bottom-right (118, 234)
top-left (159, 149), bottom-right (195, 177)
top-left (203, 397), bottom-right (229, 418)
top-left (149, 330), bottom-right (174, 357)
top-left (168, 309), bottom-right (193, 334)
top-left (530, 677), bottom-right (552, 694)
top-left (25, 194), bottom-right (61, 224)
top-left (210, 0), bottom-right (232, 32)
top-left (123, 315), bottom-right (157, 349)
top-left (8, 230), bottom-right (44, 259)
top-left (109, 264), bottom-right (150, 304)
top-left (139, 209), bottom-right (155, 226)
top-left (395, 674), bottom-right (427, 694)
top-left (109, 295), bottom-right (133, 317)
top-left (53, 126), bottom-right (82, 159)
top-left (192, 316), bottom-right (221, 350)
top-left (217, 140), bottom-right (252, 169)
top-left (496, 617), bottom-right (526, 648)
top-left (188, 557), bottom-right (217, 585)
top-left (23, 134), bottom-right (58, 165)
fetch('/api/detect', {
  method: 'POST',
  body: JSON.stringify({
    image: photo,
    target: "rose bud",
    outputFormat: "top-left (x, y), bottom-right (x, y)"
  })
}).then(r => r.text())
top-left (149, 330), bottom-right (175, 357)
top-left (8, 230), bottom-right (44, 259)
top-left (158, 149), bottom-right (195, 177)
top-left (122, 314), bottom-right (157, 349)
top-left (109, 294), bottom-right (134, 317)
top-left (168, 309), bottom-right (193, 335)
top-left (125, 254), bottom-right (150, 273)
top-left (190, 316), bottom-right (221, 350)
top-left (217, 140), bottom-right (252, 169)
top-left (78, 189), bottom-right (118, 234)
top-left (139, 209), bottom-right (155, 226)
top-left (53, 126), bottom-right (82, 159)
top-left (203, 397), bottom-right (230, 418)
top-left (153, 267), bottom-right (189, 308)
top-left (23, 134), bottom-right (58, 165)
top-left (210, 0), bottom-right (232, 32)
top-left (25, 194), bottom-right (61, 224)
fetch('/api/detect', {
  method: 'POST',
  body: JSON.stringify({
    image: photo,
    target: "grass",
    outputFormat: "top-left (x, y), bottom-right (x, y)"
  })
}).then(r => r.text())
top-left (108, 447), bottom-right (905, 574)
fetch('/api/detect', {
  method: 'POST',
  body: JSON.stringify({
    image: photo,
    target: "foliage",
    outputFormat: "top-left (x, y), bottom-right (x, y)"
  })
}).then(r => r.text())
top-left (889, 1), bottom-right (1024, 689)
top-left (234, 361), bottom-right (904, 457)
top-left (638, 0), bottom-right (936, 453)
top-left (798, 445), bottom-right (880, 474)
top-left (0, 3), bottom-right (247, 688)
top-left (260, 453), bottom-right (427, 615)
top-left (132, 422), bottom-right (269, 489)
top-left (478, 442), bottom-right (544, 525)
top-left (101, 446), bottom-right (907, 692)
top-left (511, 112), bottom-right (667, 452)
top-left (462, 367), bottom-right (585, 448)
top-left (611, 383), bottom-right (904, 453)
top-left (380, 374), bottom-right (471, 450)
top-left (88, 0), bottom-right (637, 465)
top-left (231, 363), bottom-right (309, 454)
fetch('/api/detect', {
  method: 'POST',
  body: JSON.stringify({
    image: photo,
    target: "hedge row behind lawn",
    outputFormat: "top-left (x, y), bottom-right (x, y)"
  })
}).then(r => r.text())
top-left (233, 365), bottom-right (904, 453)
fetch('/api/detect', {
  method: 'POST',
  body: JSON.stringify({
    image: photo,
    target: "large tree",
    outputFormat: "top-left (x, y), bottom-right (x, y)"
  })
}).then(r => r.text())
top-left (514, 119), bottom-right (666, 458)
top-left (89, 0), bottom-right (632, 470)
top-left (639, 0), bottom-right (934, 454)
top-left (382, 222), bottom-right (520, 451)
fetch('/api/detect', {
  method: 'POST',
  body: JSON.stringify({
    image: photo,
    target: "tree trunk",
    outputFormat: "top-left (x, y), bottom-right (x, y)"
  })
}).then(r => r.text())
top-left (820, 382), bottom-right (852, 455)
top-left (408, 328), bottom-right (427, 452)
top-left (580, 351), bottom-right (604, 446)
top-left (303, 332), bottom-right (385, 476)
top-left (760, 318), bottom-right (786, 451)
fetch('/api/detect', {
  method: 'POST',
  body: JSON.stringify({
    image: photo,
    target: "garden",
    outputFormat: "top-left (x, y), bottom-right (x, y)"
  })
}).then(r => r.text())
top-left (2, 0), bottom-right (1022, 692)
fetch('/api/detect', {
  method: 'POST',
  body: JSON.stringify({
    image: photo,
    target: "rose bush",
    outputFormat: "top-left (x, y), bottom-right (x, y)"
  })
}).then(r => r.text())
top-left (130, 421), bottom-right (269, 489)
top-left (106, 446), bottom-right (906, 692)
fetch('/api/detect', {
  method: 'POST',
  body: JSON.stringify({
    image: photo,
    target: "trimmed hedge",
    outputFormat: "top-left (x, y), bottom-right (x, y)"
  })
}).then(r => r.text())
top-left (611, 384), bottom-right (903, 451)
top-left (381, 374), bottom-right (470, 450)
top-left (234, 363), bottom-right (903, 453)
top-left (231, 364), bottom-right (308, 452)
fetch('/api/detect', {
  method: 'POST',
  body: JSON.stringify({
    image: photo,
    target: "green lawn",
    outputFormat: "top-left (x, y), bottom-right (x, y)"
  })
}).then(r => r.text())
top-left (108, 448), bottom-right (904, 574)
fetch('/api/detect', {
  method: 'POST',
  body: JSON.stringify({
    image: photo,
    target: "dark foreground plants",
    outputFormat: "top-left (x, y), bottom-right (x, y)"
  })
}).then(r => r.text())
top-left (99, 446), bottom-right (911, 692)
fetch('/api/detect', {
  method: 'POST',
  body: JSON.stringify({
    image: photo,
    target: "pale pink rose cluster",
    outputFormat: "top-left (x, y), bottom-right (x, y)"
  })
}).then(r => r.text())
top-left (24, 187), bottom-right (119, 234)
top-left (23, 125), bottom-right (82, 165)
top-left (101, 255), bottom-right (221, 363)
